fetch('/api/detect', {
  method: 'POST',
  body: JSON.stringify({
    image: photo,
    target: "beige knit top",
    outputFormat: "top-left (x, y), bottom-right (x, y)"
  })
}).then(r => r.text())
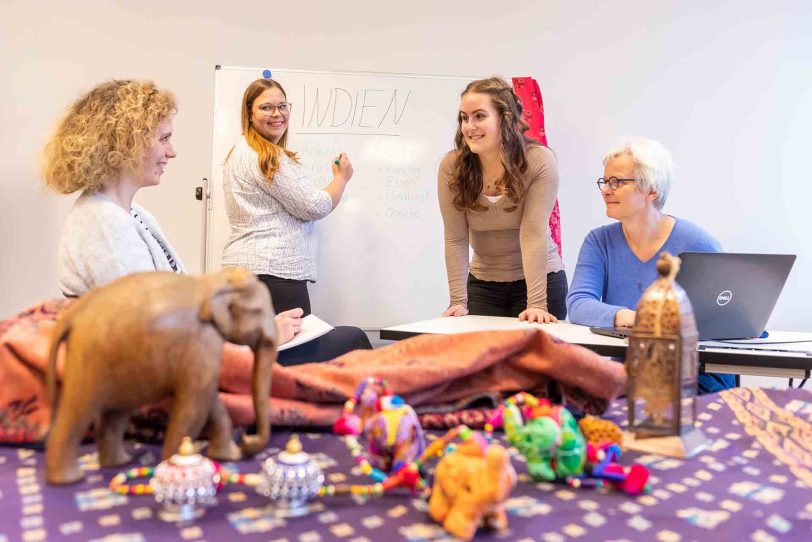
top-left (438, 145), bottom-right (564, 310)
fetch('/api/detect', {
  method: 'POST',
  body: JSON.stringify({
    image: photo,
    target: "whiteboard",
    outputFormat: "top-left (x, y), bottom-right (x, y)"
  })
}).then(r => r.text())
top-left (206, 66), bottom-right (473, 329)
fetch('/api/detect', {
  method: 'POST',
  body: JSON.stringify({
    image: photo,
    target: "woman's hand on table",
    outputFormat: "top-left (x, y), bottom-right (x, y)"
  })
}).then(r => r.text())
top-left (519, 307), bottom-right (558, 324)
top-left (442, 304), bottom-right (469, 317)
top-left (614, 308), bottom-right (636, 328)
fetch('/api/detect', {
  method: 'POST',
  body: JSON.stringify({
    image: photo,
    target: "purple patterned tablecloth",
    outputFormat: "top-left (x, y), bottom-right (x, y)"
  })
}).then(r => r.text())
top-left (1, 387), bottom-right (811, 541)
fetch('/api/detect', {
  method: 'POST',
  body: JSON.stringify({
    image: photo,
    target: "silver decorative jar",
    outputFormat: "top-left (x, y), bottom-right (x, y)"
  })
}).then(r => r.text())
top-left (258, 435), bottom-right (324, 516)
top-left (150, 437), bottom-right (220, 522)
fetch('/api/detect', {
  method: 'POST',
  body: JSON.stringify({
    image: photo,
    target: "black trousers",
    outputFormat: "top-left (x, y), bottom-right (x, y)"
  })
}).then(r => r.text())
top-left (257, 275), bottom-right (312, 316)
top-left (467, 270), bottom-right (568, 319)
top-left (257, 274), bottom-right (372, 366)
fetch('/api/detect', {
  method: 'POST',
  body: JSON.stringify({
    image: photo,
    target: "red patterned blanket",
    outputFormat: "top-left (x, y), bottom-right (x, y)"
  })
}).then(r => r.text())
top-left (0, 299), bottom-right (626, 443)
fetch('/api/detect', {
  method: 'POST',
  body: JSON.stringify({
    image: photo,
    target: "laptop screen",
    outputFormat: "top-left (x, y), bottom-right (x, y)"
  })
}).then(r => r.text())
top-left (675, 252), bottom-right (795, 340)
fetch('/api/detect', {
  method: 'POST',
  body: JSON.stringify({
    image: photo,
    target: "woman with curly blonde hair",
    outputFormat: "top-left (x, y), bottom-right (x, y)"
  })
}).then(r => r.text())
top-left (42, 79), bottom-right (185, 296)
top-left (438, 77), bottom-right (566, 323)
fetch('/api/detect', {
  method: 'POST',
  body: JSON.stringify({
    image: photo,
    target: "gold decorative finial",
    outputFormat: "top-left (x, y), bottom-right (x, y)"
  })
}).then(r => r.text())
top-left (179, 436), bottom-right (195, 456)
top-left (656, 252), bottom-right (681, 282)
top-left (286, 435), bottom-right (303, 454)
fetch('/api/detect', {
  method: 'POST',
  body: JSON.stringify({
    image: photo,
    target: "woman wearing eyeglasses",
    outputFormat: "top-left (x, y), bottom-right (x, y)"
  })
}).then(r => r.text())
top-left (222, 78), bottom-right (371, 364)
top-left (566, 136), bottom-right (735, 394)
top-left (438, 77), bottom-right (567, 323)
top-left (567, 136), bottom-right (722, 329)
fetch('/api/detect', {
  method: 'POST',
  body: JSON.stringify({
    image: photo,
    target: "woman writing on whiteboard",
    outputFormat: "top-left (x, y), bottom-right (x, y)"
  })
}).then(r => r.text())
top-left (222, 77), bottom-right (371, 363)
top-left (438, 77), bottom-right (566, 322)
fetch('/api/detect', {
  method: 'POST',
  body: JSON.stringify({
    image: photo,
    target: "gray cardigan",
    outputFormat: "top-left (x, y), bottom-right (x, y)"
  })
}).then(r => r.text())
top-left (57, 192), bottom-right (186, 297)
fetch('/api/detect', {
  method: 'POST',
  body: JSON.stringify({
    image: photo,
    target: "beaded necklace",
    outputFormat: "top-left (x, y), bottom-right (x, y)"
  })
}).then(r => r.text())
top-left (109, 463), bottom-right (256, 495)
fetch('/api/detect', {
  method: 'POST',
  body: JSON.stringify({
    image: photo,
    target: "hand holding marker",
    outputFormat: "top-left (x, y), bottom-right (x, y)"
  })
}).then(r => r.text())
top-left (331, 152), bottom-right (354, 184)
top-left (326, 152), bottom-right (354, 207)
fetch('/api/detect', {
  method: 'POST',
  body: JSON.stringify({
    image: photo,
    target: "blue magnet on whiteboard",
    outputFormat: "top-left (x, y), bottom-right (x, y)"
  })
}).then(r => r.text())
top-left (262, 69), bottom-right (272, 79)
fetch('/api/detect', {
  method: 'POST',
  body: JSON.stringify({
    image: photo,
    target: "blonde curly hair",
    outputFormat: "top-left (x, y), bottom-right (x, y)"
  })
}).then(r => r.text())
top-left (41, 80), bottom-right (177, 194)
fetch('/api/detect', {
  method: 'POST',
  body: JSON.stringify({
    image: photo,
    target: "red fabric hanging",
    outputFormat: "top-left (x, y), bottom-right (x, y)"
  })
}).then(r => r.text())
top-left (512, 76), bottom-right (562, 256)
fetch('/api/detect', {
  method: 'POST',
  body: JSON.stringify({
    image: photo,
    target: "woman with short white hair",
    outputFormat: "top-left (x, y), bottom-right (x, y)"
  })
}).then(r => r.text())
top-left (566, 136), bottom-right (734, 393)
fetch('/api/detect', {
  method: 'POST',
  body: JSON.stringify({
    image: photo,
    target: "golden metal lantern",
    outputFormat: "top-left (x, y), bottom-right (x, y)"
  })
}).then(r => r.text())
top-left (623, 252), bottom-right (708, 458)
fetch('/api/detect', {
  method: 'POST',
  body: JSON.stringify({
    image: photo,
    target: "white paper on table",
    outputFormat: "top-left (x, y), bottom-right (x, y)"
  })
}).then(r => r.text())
top-left (277, 314), bottom-right (335, 351)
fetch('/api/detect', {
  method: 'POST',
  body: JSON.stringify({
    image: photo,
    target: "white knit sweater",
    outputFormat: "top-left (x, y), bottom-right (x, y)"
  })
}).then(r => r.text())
top-left (57, 191), bottom-right (186, 296)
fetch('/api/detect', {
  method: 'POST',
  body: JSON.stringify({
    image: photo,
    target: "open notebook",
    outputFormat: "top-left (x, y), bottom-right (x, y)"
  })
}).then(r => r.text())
top-left (278, 314), bottom-right (334, 351)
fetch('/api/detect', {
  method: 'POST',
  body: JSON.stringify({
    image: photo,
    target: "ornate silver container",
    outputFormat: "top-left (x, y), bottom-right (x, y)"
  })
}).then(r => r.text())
top-left (150, 437), bottom-right (220, 522)
top-left (258, 435), bottom-right (324, 516)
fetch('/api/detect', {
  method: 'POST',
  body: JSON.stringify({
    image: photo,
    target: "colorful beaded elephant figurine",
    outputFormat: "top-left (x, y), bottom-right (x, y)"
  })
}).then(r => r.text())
top-left (486, 392), bottom-right (586, 482)
top-left (334, 377), bottom-right (426, 475)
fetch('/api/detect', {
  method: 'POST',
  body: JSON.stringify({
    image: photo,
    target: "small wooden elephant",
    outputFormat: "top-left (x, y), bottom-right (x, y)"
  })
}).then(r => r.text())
top-left (45, 267), bottom-right (277, 485)
top-left (429, 436), bottom-right (517, 541)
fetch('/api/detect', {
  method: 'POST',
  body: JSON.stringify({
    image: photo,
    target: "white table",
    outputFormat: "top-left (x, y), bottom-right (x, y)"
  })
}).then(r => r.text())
top-left (381, 316), bottom-right (812, 381)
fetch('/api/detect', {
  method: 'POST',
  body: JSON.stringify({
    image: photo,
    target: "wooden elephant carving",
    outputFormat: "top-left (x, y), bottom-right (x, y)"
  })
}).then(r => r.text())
top-left (429, 436), bottom-right (517, 541)
top-left (45, 267), bottom-right (276, 485)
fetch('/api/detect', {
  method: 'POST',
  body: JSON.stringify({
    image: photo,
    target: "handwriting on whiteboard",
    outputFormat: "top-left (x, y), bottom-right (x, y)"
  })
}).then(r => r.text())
top-left (298, 86), bottom-right (412, 135)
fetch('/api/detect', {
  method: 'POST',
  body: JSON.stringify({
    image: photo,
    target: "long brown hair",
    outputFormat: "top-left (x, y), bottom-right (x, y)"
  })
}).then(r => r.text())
top-left (451, 77), bottom-right (536, 211)
top-left (230, 78), bottom-right (298, 182)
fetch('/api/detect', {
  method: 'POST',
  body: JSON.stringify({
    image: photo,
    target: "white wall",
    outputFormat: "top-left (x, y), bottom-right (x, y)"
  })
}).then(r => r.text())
top-left (2, 1), bottom-right (810, 335)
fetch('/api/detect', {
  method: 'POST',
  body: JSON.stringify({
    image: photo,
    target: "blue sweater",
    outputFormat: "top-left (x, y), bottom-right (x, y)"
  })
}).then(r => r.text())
top-left (567, 218), bottom-right (720, 326)
top-left (566, 218), bottom-right (734, 394)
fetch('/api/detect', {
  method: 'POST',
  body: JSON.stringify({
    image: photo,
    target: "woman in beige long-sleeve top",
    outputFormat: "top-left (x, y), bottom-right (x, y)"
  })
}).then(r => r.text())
top-left (438, 77), bottom-right (566, 323)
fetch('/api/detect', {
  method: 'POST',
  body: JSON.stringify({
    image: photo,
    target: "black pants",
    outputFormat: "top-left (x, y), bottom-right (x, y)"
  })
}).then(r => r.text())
top-left (257, 275), bottom-right (312, 316)
top-left (467, 270), bottom-right (568, 319)
top-left (257, 274), bottom-right (372, 366)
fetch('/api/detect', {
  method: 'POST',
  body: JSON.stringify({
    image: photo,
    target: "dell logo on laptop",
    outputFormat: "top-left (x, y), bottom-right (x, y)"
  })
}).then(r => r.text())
top-left (716, 290), bottom-right (732, 306)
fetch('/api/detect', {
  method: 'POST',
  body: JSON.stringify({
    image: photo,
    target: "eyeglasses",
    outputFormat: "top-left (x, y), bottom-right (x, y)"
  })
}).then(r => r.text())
top-left (255, 102), bottom-right (292, 116)
top-left (596, 176), bottom-right (636, 191)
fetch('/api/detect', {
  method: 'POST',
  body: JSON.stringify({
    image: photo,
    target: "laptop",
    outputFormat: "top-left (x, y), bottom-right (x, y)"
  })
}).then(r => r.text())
top-left (590, 252), bottom-right (796, 341)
